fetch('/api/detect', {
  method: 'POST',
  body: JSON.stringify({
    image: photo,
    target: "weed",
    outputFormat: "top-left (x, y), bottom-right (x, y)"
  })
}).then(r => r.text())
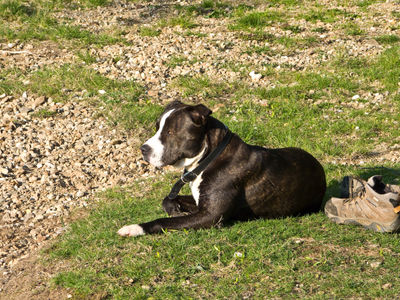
top-left (0, 67), bottom-right (25, 95)
top-left (243, 46), bottom-right (275, 56)
top-left (302, 9), bottom-right (355, 23)
top-left (0, 0), bottom-right (36, 19)
top-left (232, 11), bottom-right (285, 30)
top-left (31, 109), bottom-right (58, 118)
top-left (312, 27), bottom-right (328, 33)
top-left (165, 55), bottom-right (187, 68)
top-left (183, 30), bottom-right (207, 37)
top-left (392, 10), bottom-right (400, 19)
top-left (183, 0), bottom-right (233, 18)
top-left (356, 0), bottom-right (381, 8)
top-left (76, 50), bottom-right (97, 64)
top-left (374, 34), bottom-right (400, 44)
top-left (139, 26), bottom-right (161, 37)
top-left (282, 24), bottom-right (304, 33)
top-left (85, 0), bottom-right (108, 6)
top-left (159, 16), bottom-right (197, 29)
top-left (343, 22), bottom-right (364, 36)
top-left (237, 31), bottom-right (276, 42)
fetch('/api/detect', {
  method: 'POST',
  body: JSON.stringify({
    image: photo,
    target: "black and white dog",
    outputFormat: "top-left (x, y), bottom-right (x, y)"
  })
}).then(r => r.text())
top-left (118, 101), bottom-right (326, 237)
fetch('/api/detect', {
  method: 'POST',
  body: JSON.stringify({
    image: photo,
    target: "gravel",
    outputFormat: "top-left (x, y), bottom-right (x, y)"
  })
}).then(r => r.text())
top-left (0, 92), bottom-right (159, 275)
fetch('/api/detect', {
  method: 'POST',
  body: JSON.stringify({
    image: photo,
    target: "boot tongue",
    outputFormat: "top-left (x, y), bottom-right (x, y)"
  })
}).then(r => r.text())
top-left (367, 175), bottom-right (386, 194)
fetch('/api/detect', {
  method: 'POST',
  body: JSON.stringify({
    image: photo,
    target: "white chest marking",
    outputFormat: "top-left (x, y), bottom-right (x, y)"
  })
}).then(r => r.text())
top-left (143, 109), bottom-right (175, 167)
top-left (189, 171), bottom-right (203, 206)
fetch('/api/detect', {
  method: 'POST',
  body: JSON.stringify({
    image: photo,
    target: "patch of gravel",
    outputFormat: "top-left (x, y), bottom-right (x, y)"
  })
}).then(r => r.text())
top-left (0, 92), bottom-right (162, 281)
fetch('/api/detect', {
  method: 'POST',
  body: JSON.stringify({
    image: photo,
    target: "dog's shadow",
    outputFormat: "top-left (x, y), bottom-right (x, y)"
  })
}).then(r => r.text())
top-left (323, 166), bottom-right (400, 206)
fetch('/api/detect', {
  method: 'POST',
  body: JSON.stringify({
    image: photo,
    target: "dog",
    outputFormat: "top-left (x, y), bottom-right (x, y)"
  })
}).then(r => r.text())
top-left (118, 101), bottom-right (326, 237)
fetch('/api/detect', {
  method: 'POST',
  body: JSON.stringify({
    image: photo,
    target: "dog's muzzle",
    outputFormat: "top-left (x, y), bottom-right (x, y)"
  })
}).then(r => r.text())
top-left (140, 144), bottom-right (152, 162)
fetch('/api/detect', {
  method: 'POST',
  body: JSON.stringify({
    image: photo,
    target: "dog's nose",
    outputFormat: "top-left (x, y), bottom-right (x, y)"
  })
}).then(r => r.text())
top-left (140, 144), bottom-right (151, 155)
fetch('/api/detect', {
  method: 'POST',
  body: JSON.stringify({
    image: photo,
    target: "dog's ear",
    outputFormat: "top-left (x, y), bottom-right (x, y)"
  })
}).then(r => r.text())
top-left (187, 104), bottom-right (212, 126)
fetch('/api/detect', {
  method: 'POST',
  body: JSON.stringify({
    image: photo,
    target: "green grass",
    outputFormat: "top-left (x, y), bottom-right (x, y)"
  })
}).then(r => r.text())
top-left (231, 11), bottom-right (285, 30)
top-left (0, 0), bottom-right (124, 45)
top-left (159, 16), bottom-right (197, 29)
top-left (374, 34), bottom-right (400, 44)
top-left (165, 55), bottom-right (188, 68)
top-left (356, 0), bottom-right (382, 8)
top-left (0, 19), bottom-right (123, 45)
top-left (31, 108), bottom-right (58, 118)
top-left (301, 8), bottom-right (357, 23)
top-left (1, 64), bottom-right (149, 130)
top-left (243, 45), bottom-right (275, 55)
top-left (0, 0), bottom-right (36, 19)
top-left (180, 0), bottom-right (232, 18)
top-left (46, 166), bottom-right (400, 298)
top-left (76, 50), bottom-right (97, 64)
top-left (139, 26), bottom-right (161, 37)
top-left (0, 67), bottom-right (25, 95)
top-left (25, 64), bottom-right (143, 103)
top-left (335, 45), bottom-right (400, 92)
top-left (343, 22), bottom-right (365, 36)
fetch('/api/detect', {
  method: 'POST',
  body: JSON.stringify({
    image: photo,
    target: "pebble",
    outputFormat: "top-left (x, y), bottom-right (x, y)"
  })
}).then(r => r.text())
top-left (249, 71), bottom-right (262, 82)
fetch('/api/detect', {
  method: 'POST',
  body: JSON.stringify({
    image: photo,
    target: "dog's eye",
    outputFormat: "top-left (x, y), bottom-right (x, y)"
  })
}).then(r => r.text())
top-left (167, 130), bottom-right (173, 135)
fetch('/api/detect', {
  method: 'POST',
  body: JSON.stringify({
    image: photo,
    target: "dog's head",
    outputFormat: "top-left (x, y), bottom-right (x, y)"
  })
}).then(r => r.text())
top-left (140, 101), bottom-right (212, 168)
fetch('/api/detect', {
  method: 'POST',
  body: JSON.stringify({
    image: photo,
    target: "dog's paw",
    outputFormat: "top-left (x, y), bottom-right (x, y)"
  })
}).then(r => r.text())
top-left (117, 224), bottom-right (145, 237)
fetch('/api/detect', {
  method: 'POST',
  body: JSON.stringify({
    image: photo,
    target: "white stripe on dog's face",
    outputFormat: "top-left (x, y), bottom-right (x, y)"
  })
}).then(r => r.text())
top-left (143, 109), bottom-right (175, 167)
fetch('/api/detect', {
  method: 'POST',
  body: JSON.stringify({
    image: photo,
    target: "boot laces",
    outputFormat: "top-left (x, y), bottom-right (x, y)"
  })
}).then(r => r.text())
top-left (343, 186), bottom-right (366, 204)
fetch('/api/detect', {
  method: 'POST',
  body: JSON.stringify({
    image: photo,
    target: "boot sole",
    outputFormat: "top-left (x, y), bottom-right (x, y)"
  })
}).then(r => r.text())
top-left (326, 212), bottom-right (400, 233)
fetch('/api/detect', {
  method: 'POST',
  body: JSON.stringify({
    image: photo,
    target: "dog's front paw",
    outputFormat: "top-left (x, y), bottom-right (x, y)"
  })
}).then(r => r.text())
top-left (117, 224), bottom-right (145, 237)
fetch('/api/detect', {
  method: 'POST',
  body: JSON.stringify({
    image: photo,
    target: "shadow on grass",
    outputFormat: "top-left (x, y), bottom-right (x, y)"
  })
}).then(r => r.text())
top-left (323, 165), bottom-right (400, 208)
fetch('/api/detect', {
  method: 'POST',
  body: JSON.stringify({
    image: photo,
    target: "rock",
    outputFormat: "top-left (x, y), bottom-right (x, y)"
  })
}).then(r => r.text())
top-left (32, 96), bottom-right (47, 108)
top-left (382, 283), bottom-right (392, 290)
top-left (369, 261), bottom-right (382, 268)
top-left (249, 71), bottom-right (262, 81)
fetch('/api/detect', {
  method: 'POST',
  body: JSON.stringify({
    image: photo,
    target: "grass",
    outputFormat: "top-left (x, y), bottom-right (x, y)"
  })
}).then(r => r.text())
top-left (343, 22), bottom-right (365, 36)
top-left (46, 166), bottom-right (400, 298)
top-left (231, 11), bottom-right (285, 30)
top-left (301, 8), bottom-right (357, 23)
top-left (0, 0), bottom-right (124, 45)
top-left (1, 63), bottom-right (149, 130)
top-left (159, 16), bottom-right (197, 29)
top-left (374, 34), bottom-right (400, 44)
top-left (76, 50), bottom-right (97, 64)
top-left (334, 45), bottom-right (400, 92)
top-left (31, 108), bottom-right (58, 118)
top-left (0, 0), bottom-right (36, 19)
top-left (139, 26), bottom-right (161, 37)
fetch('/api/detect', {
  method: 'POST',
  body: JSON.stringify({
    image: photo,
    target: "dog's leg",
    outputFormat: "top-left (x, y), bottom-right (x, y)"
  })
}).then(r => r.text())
top-left (118, 210), bottom-right (223, 237)
top-left (162, 196), bottom-right (199, 216)
top-left (118, 182), bottom-right (240, 237)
